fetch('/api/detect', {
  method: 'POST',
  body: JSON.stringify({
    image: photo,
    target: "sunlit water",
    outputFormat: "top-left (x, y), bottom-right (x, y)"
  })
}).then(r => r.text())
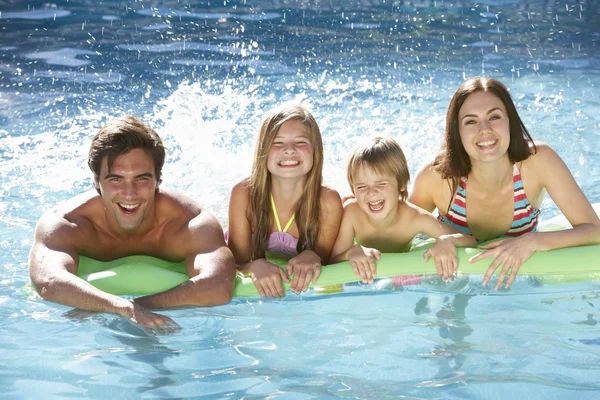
top-left (1, 1), bottom-right (599, 398)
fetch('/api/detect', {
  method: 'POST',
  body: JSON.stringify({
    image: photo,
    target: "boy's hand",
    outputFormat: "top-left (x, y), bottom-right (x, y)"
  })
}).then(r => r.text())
top-left (348, 245), bottom-right (381, 283)
top-left (424, 235), bottom-right (458, 281)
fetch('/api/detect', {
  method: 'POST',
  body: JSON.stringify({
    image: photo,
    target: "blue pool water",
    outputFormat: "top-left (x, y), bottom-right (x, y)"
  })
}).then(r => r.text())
top-left (1, 0), bottom-right (600, 398)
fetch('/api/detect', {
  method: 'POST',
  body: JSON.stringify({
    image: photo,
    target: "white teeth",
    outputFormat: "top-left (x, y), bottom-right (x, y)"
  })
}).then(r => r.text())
top-left (369, 200), bottom-right (384, 211)
top-left (279, 160), bottom-right (299, 166)
top-left (477, 139), bottom-right (497, 147)
top-left (119, 203), bottom-right (139, 210)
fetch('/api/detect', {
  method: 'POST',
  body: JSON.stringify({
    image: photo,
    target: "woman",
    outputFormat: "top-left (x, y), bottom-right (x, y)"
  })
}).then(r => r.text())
top-left (409, 77), bottom-right (600, 289)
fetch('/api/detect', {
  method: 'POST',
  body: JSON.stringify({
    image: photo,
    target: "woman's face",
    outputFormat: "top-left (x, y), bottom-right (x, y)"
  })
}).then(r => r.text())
top-left (457, 90), bottom-right (511, 165)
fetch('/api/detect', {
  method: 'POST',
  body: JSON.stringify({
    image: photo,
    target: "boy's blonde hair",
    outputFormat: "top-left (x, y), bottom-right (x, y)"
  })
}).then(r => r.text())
top-left (346, 137), bottom-right (410, 201)
top-left (248, 103), bottom-right (324, 260)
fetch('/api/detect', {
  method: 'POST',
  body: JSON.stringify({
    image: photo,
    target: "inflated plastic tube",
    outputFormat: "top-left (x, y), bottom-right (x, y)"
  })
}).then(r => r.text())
top-left (78, 244), bottom-right (600, 298)
top-left (78, 204), bottom-right (600, 297)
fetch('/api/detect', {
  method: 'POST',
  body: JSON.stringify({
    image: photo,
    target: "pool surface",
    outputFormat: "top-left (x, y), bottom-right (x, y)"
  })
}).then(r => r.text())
top-left (1, 0), bottom-right (599, 398)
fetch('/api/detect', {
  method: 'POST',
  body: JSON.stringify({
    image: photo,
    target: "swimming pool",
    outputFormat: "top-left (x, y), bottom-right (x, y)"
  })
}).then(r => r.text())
top-left (1, 0), bottom-right (599, 398)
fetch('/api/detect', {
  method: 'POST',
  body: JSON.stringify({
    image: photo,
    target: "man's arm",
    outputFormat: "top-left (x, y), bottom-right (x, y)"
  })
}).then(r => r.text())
top-left (133, 209), bottom-right (237, 309)
top-left (29, 213), bottom-right (177, 332)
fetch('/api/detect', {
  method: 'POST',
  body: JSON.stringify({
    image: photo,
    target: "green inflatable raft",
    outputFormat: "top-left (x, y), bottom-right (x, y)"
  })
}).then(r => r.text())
top-left (78, 203), bottom-right (600, 297)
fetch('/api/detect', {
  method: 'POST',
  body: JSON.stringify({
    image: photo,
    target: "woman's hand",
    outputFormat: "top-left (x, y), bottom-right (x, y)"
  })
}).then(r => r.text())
top-left (423, 235), bottom-right (459, 281)
top-left (348, 245), bottom-right (381, 284)
top-left (286, 250), bottom-right (322, 294)
top-left (249, 258), bottom-right (290, 297)
top-left (469, 233), bottom-right (538, 289)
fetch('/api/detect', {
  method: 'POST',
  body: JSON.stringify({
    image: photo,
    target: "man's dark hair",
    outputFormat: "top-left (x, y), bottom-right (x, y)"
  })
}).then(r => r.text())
top-left (88, 115), bottom-right (165, 193)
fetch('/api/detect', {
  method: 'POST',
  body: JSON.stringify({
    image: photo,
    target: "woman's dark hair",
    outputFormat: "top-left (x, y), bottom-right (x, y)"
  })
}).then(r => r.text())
top-left (434, 76), bottom-right (537, 205)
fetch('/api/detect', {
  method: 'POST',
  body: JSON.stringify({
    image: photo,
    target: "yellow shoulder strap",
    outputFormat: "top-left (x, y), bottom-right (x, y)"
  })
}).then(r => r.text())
top-left (270, 193), bottom-right (295, 233)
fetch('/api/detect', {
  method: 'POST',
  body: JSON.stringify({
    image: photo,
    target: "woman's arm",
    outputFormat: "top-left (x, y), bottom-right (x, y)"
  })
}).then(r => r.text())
top-left (473, 143), bottom-right (600, 289)
top-left (526, 143), bottom-right (600, 249)
top-left (409, 164), bottom-right (444, 214)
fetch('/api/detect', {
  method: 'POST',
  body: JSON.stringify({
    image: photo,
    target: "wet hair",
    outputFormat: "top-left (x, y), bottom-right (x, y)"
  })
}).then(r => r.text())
top-left (347, 137), bottom-right (410, 201)
top-left (248, 103), bottom-right (323, 260)
top-left (434, 76), bottom-right (537, 203)
top-left (88, 115), bottom-right (165, 193)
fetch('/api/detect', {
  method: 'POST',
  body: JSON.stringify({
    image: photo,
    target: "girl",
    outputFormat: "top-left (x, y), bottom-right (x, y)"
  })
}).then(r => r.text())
top-left (409, 77), bottom-right (600, 289)
top-left (228, 104), bottom-right (343, 297)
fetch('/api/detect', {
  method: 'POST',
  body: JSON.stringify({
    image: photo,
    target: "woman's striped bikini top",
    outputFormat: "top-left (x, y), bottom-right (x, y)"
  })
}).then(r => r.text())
top-left (438, 164), bottom-right (539, 241)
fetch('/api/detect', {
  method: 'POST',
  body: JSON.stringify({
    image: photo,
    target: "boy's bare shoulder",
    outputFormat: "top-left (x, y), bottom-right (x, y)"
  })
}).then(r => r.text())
top-left (342, 198), bottom-right (362, 215)
top-left (403, 200), bottom-right (437, 220)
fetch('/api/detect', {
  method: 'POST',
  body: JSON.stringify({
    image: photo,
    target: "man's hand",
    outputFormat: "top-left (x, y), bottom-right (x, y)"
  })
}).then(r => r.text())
top-left (126, 300), bottom-right (181, 335)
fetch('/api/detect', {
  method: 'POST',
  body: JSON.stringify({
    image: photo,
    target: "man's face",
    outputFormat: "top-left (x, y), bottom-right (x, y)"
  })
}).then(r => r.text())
top-left (95, 148), bottom-right (159, 233)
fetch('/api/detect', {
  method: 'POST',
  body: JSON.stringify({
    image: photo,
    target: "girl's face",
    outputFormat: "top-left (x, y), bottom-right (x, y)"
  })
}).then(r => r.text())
top-left (352, 165), bottom-right (402, 222)
top-left (267, 119), bottom-right (314, 180)
top-left (458, 90), bottom-right (511, 165)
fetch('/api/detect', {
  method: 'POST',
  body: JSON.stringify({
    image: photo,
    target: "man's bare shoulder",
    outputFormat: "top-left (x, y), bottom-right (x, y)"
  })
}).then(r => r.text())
top-left (157, 188), bottom-right (225, 252)
top-left (156, 187), bottom-right (203, 219)
top-left (35, 190), bottom-right (102, 249)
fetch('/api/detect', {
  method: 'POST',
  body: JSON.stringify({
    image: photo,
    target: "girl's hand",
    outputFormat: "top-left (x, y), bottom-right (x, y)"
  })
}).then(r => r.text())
top-left (469, 233), bottom-right (537, 289)
top-left (249, 259), bottom-right (290, 297)
top-left (424, 235), bottom-right (458, 281)
top-left (286, 250), bottom-right (322, 294)
top-left (348, 245), bottom-right (381, 283)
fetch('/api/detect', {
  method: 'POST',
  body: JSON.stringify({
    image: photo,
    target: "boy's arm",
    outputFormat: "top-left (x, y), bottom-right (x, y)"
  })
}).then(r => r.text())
top-left (414, 205), bottom-right (477, 247)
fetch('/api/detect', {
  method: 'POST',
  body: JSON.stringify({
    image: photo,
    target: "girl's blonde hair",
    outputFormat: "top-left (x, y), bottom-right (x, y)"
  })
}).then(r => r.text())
top-left (347, 137), bottom-right (410, 201)
top-left (249, 103), bottom-right (324, 260)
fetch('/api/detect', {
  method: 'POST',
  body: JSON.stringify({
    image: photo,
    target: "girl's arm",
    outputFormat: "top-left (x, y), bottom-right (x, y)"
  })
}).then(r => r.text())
top-left (286, 188), bottom-right (343, 293)
top-left (329, 201), bottom-right (357, 264)
top-left (227, 180), bottom-right (253, 268)
top-left (227, 180), bottom-right (289, 297)
top-left (313, 187), bottom-right (344, 264)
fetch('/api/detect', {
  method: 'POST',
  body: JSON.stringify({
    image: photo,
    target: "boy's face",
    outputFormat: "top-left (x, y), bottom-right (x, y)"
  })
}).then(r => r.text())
top-left (352, 165), bottom-right (401, 221)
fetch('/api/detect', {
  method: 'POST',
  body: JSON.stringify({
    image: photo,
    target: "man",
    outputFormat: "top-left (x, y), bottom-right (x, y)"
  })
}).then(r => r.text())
top-left (29, 115), bottom-right (236, 334)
